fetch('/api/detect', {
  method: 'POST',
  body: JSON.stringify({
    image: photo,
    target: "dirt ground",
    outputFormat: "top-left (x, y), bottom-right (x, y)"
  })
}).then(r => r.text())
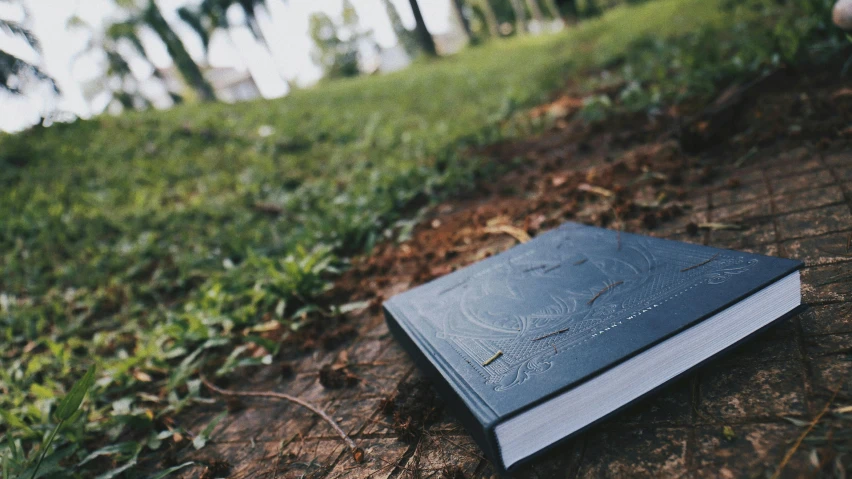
top-left (142, 65), bottom-right (852, 478)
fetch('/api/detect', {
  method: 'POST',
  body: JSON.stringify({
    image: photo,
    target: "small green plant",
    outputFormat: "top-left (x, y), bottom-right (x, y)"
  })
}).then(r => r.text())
top-left (578, 0), bottom-right (846, 121)
top-left (579, 94), bottom-right (613, 122)
top-left (0, 366), bottom-right (95, 479)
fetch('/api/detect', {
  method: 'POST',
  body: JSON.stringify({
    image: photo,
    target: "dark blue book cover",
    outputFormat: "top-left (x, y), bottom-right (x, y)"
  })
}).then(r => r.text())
top-left (383, 222), bottom-right (802, 471)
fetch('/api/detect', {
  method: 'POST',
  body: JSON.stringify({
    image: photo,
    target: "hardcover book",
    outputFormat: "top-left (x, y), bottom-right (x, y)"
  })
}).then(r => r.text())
top-left (383, 222), bottom-right (802, 472)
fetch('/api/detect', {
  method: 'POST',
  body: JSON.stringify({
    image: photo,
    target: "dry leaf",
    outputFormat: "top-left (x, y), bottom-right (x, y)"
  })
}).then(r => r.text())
top-left (833, 404), bottom-right (852, 414)
top-left (483, 224), bottom-right (531, 243)
top-left (578, 183), bottom-right (614, 198)
top-left (486, 215), bottom-right (511, 227)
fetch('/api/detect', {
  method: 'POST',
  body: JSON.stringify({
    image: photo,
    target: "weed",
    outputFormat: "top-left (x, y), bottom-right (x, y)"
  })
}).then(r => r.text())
top-left (578, 0), bottom-right (847, 120)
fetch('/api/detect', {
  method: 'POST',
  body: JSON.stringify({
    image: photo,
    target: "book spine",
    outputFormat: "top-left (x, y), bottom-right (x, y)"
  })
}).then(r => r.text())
top-left (383, 303), bottom-right (504, 470)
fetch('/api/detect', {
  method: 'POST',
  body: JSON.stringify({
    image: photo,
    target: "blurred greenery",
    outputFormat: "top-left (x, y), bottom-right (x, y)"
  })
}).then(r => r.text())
top-left (0, 0), bottom-right (844, 476)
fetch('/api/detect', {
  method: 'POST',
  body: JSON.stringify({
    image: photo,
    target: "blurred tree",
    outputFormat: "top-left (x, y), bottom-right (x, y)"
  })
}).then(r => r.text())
top-left (526, 0), bottom-right (545, 24)
top-left (509, 0), bottom-right (527, 34)
top-left (177, 1), bottom-right (228, 60)
top-left (110, 0), bottom-right (216, 101)
top-left (141, 1), bottom-right (215, 101)
top-left (407, 0), bottom-right (437, 56)
top-left (381, 0), bottom-right (420, 56)
top-left (542, 0), bottom-right (565, 22)
top-left (180, 0), bottom-right (289, 83)
top-left (234, 0), bottom-right (269, 42)
top-left (0, 3), bottom-right (57, 94)
top-left (68, 15), bottom-right (161, 111)
top-left (449, 0), bottom-right (472, 41)
top-left (554, 0), bottom-right (579, 19)
top-left (583, 0), bottom-right (602, 17)
top-left (477, 0), bottom-right (501, 37)
top-left (188, 0), bottom-right (274, 47)
top-left (309, 0), bottom-right (372, 78)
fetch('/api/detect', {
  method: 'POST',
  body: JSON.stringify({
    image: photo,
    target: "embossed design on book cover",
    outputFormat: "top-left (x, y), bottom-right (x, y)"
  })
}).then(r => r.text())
top-left (408, 226), bottom-right (758, 391)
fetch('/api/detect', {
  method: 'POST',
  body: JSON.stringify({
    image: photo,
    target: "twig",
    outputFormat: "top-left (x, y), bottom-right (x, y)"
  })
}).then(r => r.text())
top-left (483, 224), bottom-right (531, 243)
top-left (482, 351), bottom-right (503, 366)
top-left (697, 222), bottom-right (744, 231)
top-left (588, 281), bottom-right (623, 305)
top-left (531, 327), bottom-right (570, 341)
top-left (253, 202), bottom-right (284, 215)
top-left (734, 146), bottom-right (758, 168)
top-left (578, 183), bottom-right (614, 198)
top-left (201, 376), bottom-right (363, 463)
top-left (771, 389), bottom-right (840, 479)
top-left (573, 258), bottom-right (588, 265)
top-left (680, 253), bottom-right (720, 272)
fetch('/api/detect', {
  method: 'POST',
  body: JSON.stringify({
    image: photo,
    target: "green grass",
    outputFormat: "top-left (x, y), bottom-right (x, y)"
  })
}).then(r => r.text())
top-left (0, 0), bottom-right (841, 475)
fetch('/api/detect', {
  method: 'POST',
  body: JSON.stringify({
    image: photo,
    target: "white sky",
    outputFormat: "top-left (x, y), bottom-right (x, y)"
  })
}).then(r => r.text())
top-left (0, 0), bottom-right (454, 131)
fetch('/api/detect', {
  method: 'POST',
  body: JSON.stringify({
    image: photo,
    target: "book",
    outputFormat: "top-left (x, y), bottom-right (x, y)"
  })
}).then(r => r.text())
top-left (383, 222), bottom-right (802, 472)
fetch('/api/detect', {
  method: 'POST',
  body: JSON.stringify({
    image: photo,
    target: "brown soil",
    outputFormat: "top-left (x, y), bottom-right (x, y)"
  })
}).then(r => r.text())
top-left (378, 377), bottom-right (446, 443)
top-left (331, 66), bottom-right (850, 315)
top-left (140, 62), bottom-right (852, 478)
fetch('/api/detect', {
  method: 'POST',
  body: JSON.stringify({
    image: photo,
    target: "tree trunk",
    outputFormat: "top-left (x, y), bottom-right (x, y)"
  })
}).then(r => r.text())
top-left (478, 0), bottom-right (500, 37)
top-left (526, 0), bottom-right (545, 23)
top-left (509, 0), bottom-right (527, 35)
top-left (238, 1), bottom-right (268, 45)
top-left (144, 0), bottom-right (216, 101)
top-left (542, 0), bottom-right (565, 22)
top-left (382, 0), bottom-right (419, 56)
top-left (450, 0), bottom-right (472, 41)
top-left (584, 0), bottom-right (602, 17)
top-left (407, 0), bottom-right (437, 56)
top-left (554, 0), bottom-right (579, 18)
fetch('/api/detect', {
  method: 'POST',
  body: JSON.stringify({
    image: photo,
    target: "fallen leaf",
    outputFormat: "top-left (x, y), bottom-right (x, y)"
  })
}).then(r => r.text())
top-left (353, 447), bottom-right (365, 463)
top-left (832, 88), bottom-right (852, 99)
top-left (552, 175), bottom-right (568, 187)
top-left (578, 183), bottom-right (614, 198)
top-left (483, 224), bottom-right (531, 243)
top-left (486, 215), bottom-right (511, 227)
top-left (833, 404), bottom-right (852, 414)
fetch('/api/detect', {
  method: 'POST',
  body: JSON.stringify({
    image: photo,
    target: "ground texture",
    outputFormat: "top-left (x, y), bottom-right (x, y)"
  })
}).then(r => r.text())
top-left (150, 68), bottom-right (852, 478)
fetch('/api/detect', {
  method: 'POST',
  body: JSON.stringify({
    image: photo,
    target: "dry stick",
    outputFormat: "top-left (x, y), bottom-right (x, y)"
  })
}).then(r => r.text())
top-left (201, 377), bottom-right (363, 463)
top-left (680, 253), bottom-right (720, 272)
top-left (482, 350), bottom-right (503, 366)
top-left (588, 281), bottom-right (624, 305)
top-left (573, 258), bottom-right (588, 265)
top-left (771, 388), bottom-right (840, 479)
top-left (531, 327), bottom-right (570, 342)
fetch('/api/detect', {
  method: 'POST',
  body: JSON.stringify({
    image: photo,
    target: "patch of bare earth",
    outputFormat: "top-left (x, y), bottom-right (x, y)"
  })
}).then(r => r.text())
top-left (139, 65), bottom-right (852, 478)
